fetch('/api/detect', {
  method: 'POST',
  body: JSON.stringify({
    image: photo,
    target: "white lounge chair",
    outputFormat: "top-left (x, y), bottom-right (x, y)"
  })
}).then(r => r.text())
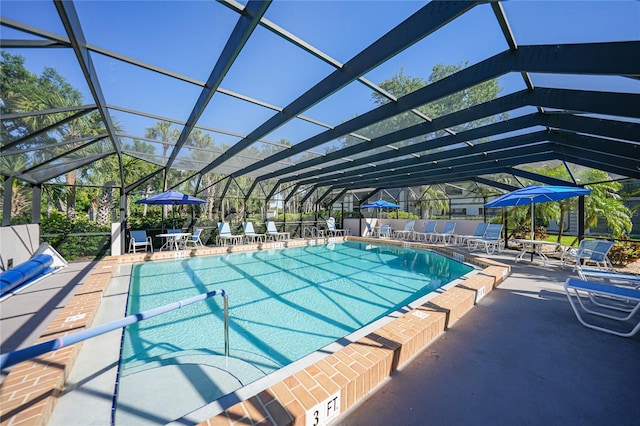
top-left (265, 221), bottom-right (290, 241)
top-left (562, 239), bottom-right (615, 271)
top-left (326, 217), bottom-right (349, 237)
top-left (413, 221), bottom-right (437, 242)
top-left (431, 221), bottom-right (456, 244)
top-left (576, 268), bottom-right (640, 288)
top-left (184, 228), bottom-right (205, 248)
top-left (392, 220), bottom-right (415, 240)
top-left (375, 224), bottom-right (392, 238)
top-left (243, 222), bottom-right (266, 243)
top-left (129, 230), bottom-right (153, 253)
top-left (564, 277), bottom-right (640, 337)
top-left (217, 222), bottom-right (243, 246)
top-left (467, 224), bottom-right (504, 254)
top-left (453, 223), bottom-right (488, 246)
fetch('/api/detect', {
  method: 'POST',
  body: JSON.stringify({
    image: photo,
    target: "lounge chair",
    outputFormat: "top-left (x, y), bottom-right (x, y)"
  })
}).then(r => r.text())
top-left (392, 220), bottom-right (415, 240)
top-left (326, 217), bottom-right (349, 237)
top-left (129, 230), bottom-right (153, 253)
top-left (453, 223), bottom-right (488, 246)
top-left (576, 268), bottom-right (640, 288)
top-left (375, 224), bottom-right (392, 238)
top-left (393, 220), bottom-right (416, 240)
top-left (564, 277), bottom-right (640, 337)
top-left (412, 221), bottom-right (437, 242)
top-left (467, 224), bottom-right (504, 254)
top-left (562, 239), bottom-right (614, 271)
top-left (217, 222), bottom-right (243, 246)
top-left (431, 221), bottom-right (456, 244)
top-left (265, 221), bottom-right (290, 241)
top-left (243, 222), bottom-right (266, 243)
top-left (184, 228), bottom-right (205, 248)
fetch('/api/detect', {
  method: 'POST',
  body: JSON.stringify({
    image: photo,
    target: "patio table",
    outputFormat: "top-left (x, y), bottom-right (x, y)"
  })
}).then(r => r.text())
top-left (512, 239), bottom-right (561, 266)
top-left (157, 233), bottom-right (191, 251)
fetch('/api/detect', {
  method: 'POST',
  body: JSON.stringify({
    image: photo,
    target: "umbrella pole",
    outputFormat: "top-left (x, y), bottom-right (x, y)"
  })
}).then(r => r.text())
top-left (530, 202), bottom-right (535, 261)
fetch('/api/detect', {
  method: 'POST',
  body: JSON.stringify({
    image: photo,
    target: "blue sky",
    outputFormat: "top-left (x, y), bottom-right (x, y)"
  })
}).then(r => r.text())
top-left (2, 1), bottom-right (639, 150)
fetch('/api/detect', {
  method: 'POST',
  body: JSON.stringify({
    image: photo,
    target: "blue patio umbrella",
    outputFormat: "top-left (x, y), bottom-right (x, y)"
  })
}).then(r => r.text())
top-left (485, 185), bottom-right (592, 240)
top-left (361, 199), bottom-right (401, 209)
top-left (136, 190), bottom-right (205, 229)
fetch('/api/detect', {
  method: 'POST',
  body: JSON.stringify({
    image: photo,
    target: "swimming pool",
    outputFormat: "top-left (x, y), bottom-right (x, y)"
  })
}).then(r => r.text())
top-left (115, 241), bottom-right (473, 423)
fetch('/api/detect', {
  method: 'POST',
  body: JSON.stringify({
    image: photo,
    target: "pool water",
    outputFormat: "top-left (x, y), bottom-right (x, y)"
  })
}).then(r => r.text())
top-left (116, 241), bottom-right (472, 422)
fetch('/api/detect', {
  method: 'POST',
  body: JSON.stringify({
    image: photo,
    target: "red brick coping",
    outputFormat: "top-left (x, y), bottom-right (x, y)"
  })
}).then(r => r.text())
top-left (0, 237), bottom-right (509, 426)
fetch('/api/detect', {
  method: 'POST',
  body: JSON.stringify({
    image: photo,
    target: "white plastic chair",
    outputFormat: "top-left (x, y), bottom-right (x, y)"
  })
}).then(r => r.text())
top-left (265, 221), bottom-right (290, 241)
top-left (564, 278), bottom-right (640, 337)
top-left (432, 221), bottom-right (456, 244)
top-left (243, 222), bottom-right (266, 243)
top-left (453, 223), bottom-right (488, 246)
top-left (413, 221), bottom-right (437, 242)
top-left (184, 228), bottom-right (205, 248)
top-left (562, 240), bottom-right (614, 271)
top-left (326, 217), bottom-right (349, 237)
top-left (217, 222), bottom-right (243, 246)
top-left (392, 220), bottom-right (415, 240)
top-left (375, 224), bottom-right (392, 238)
top-left (467, 224), bottom-right (504, 254)
top-left (129, 230), bottom-right (153, 253)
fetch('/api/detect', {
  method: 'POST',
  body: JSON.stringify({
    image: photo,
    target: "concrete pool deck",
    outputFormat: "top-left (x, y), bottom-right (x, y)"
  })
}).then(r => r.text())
top-left (1, 238), bottom-right (638, 425)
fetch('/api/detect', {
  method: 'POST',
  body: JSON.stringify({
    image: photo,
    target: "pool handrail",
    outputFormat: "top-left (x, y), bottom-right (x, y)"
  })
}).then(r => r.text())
top-left (0, 289), bottom-right (229, 370)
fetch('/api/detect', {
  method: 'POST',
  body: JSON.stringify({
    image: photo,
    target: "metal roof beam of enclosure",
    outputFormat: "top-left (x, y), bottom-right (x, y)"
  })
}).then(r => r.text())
top-left (550, 133), bottom-right (640, 179)
top-left (360, 189), bottom-right (383, 205)
top-left (552, 148), bottom-right (640, 181)
top-left (125, 168), bottom-right (165, 195)
top-left (299, 186), bottom-right (319, 205)
top-left (312, 144), bottom-right (554, 190)
top-left (250, 40), bottom-right (640, 183)
top-left (317, 187), bottom-right (336, 206)
top-left (284, 183), bottom-right (303, 204)
top-left (265, 180), bottom-right (283, 204)
top-left (327, 188), bottom-right (349, 207)
top-left (1, 108), bottom-right (96, 152)
top-left (504, 168), bottom-right (574, 187)
top-left (550, 130), bottom-right (640, 159)
top-left (54, 1), bottom-right (124, 193)
top-left (294, 131), bottom-right (549, 186)
top-left (278, 113), bottom-right (543, 184)
top-left (254, 88), bottom-right (637, 183)
top-left (17, 151), bottom-right (115, 185)
top-left (18, 136), bottom-right (107, 175)
top-left (165, 0), bottom-right (270, 173)
top-left (545, 115), bottom-right (640, 143)
top-left (219, 177), bottom-right (234, 200)
top-left (344, 152), bottom-right (557, 191)
top-left (197, 1), bottom-right (478, 178)
top-left (472, 177), bottom-right (519, 192)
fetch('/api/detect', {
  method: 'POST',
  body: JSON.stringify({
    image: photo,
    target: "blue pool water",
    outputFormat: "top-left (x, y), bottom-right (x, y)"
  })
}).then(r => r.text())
top-left (120, 241), bottom-right (472, 378)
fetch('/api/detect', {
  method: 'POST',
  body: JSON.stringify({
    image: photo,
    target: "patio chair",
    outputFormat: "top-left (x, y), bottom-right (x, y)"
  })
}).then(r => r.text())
top-left (217, 222), bottom-right (243, 246)
top-left (375, 224), bottom-right (392, 238)
top-left (243, 222), bottom-right (266, 243)
top-left (562, 239), bottom-right (614, 271)
top-left (392, 220), bottom-right (415, 240)
top-left (365, 222), bottom-right (374, 237)
top-left (453, 222), bottom-right (488, 246)
top-left (564, 277), bottom-right (640, 337)
top-left (129, 230), bottom-right (153, 253)
top-left (431, 221), bottom-right (456, 244)
top-left (412, 221), bottom-right (437, 242)
top-left (577, 268), bottom-right (640, 288)
top-left (467, 224), bottom-right (504, 254)
top-left (325, 217), bottom-right (349, 237)
top-left (184, 228), bottom-right (205, 248)
top-left (265, 221), bottom-right (290, 241)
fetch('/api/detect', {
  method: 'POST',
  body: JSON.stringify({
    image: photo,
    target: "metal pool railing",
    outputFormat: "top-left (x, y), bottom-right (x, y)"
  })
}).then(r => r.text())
top-left (0, 289), bottom-right (229, 370)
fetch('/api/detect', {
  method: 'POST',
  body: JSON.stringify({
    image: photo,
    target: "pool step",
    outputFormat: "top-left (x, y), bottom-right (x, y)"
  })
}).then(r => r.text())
top-left (114, 352), bottom-right (276, 426)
